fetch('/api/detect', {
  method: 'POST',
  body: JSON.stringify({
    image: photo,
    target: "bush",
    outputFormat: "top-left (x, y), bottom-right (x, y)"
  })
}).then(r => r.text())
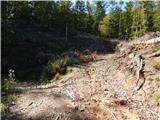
top-left (40, 56), bottom-right (83, 82)
top-left (2, 69), bottom-right (16, 92)
top-left (1, 93), bottom-right (17, 114)
top-left (1, 69), bottom-right (17, 114)
top-left (0, 103), bottom-right (9, 113)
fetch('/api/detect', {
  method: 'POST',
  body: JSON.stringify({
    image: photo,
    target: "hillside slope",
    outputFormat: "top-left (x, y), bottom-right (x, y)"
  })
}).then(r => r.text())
top-left (3, 37), bottom-right (160, 120)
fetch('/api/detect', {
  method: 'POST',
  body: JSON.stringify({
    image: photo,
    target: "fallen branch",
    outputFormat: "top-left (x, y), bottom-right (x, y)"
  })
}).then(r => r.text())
top-left (66, 89), bottom-right (75, 101)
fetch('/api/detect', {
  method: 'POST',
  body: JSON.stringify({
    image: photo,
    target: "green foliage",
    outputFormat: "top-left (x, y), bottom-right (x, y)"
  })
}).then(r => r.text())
top-left (2, 1), bottom-right (159, 40)
top-left (1, 94), bottom-right (17, 114)
top-left (2, 1), bottom-right (160, 83)
top-left (74, 0), bottom-right (86, 31)
top-left (153, 5), bottom-right (160, 31)
top-left (0, 103), bottom-right (9, 113)
top-left (2, 69), bottom-right (16, 92)
top-left (86, 1), bottom-right (94, 33)
top-left (94, 1), bottom-right (106, 34)
top-left (40, 56), bottom-right (83, 82)
top-left (1, 69), bottom-right (18, 114)
top-left (123, 1), bottom-right (133, 39)
top-left (99, 16), bottom-right (111, 37)
top-left (131, 1), bottom-right (147, 38)
top-left (99, 1), bottom-right (159, 39)
top-left (98, 1), bottom-right (121, 38)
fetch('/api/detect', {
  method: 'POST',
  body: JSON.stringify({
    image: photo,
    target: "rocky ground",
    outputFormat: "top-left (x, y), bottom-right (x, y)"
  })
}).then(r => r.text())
top-left (3, 37), bottom-right (160, 120)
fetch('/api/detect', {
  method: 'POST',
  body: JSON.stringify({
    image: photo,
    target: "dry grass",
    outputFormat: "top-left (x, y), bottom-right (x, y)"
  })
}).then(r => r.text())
top-left (153, 60), bottom-right (160, 70)
top-left (1, 94), bottom-right (17, 113)
top-left (41, 56), bottom-right (83, 82)
top-left (154, 95), bottom-right (160, 106)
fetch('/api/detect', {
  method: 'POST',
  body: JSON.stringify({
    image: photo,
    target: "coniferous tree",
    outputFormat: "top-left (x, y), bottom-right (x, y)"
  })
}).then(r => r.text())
top-left (123, 1), bottom-right (133, 39)
top-left (109, 4), bottom-right (121, 38)
top-left (74, 0), bottom-right (86, 31)
top-left (153, 3), bottom-right (160, 31)
top-left (98, 15), bottom-right (111, 37)
top-left (131, 1), bottom-right (147, 38)
top-left (93, 1), bottom-right (106, 34)
top-left (144, 1), bottom-right (155, 32)
top-left (86, 1), bottom-right (94, 33)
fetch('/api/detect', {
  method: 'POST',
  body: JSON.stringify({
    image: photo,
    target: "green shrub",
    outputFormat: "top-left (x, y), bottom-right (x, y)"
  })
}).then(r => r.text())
top-left (0, 103), bottom-right (9, 113)
top-left (40, 56), bottom-right (83, 82)
top-left (153, 60), bottom-right (160, 70)
top-left (2, 69), bottom-right (16, 92)
top-left (1, 93), bottom-right (17, 114)
top-left (1, 69), bottom-right (17, 114)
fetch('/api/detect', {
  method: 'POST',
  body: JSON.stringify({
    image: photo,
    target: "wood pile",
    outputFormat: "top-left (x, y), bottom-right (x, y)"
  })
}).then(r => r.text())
top-left (117, 37), bottom-right (160, 57)
top-left (116, 37), bottom-right (160, 98)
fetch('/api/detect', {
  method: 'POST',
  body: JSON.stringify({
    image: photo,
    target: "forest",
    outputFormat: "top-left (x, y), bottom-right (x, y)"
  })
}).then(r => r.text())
top-left (2, 1), bottom-right (160, 77)
top-left (1, 1), bottom-right (160, 120)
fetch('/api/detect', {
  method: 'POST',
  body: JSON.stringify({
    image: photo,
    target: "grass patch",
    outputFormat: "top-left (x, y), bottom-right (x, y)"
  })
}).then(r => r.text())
top-left (153, 60), bottom-right (160, 70)
top-left (151, 44), bottom-right (160, 52)
top-left (154, 96), bottom-right (160, 106)
top-left (40, 56), bottom-right (83, 83)
top-left (155, 77), bottom-right (160, 82)
top-left (1, 94), bottom-right (17, 113)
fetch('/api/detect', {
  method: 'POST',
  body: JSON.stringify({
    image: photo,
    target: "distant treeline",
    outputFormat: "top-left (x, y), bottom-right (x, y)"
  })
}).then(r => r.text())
top-left (2, 1), bottom-right (160, 38)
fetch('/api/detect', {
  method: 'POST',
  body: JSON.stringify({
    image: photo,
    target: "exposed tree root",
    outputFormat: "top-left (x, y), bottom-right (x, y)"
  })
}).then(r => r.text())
top-left (128, 55), bottom-right (146, 98)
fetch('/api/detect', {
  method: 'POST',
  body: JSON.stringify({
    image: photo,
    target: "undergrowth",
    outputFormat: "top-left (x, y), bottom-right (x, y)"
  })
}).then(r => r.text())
top-left (40, 56), bottom-right (83, 83)
top-left (2, 69), bottom-right (16, 92)
top-left (1, 69), bottom-right (17, 113)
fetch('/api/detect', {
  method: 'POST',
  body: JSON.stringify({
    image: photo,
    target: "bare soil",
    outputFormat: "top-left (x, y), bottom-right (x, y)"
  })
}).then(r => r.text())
top-left (4, 39), bottom-right (160, 120)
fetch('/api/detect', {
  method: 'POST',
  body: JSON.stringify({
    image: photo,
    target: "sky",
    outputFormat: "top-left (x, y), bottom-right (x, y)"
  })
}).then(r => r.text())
top-left (69, 0), bottom-right (127, 12)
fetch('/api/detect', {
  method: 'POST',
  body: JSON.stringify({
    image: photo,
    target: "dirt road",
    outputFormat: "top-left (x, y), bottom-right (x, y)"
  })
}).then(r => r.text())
top-left (7, 50), bottom-right (160, 120)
